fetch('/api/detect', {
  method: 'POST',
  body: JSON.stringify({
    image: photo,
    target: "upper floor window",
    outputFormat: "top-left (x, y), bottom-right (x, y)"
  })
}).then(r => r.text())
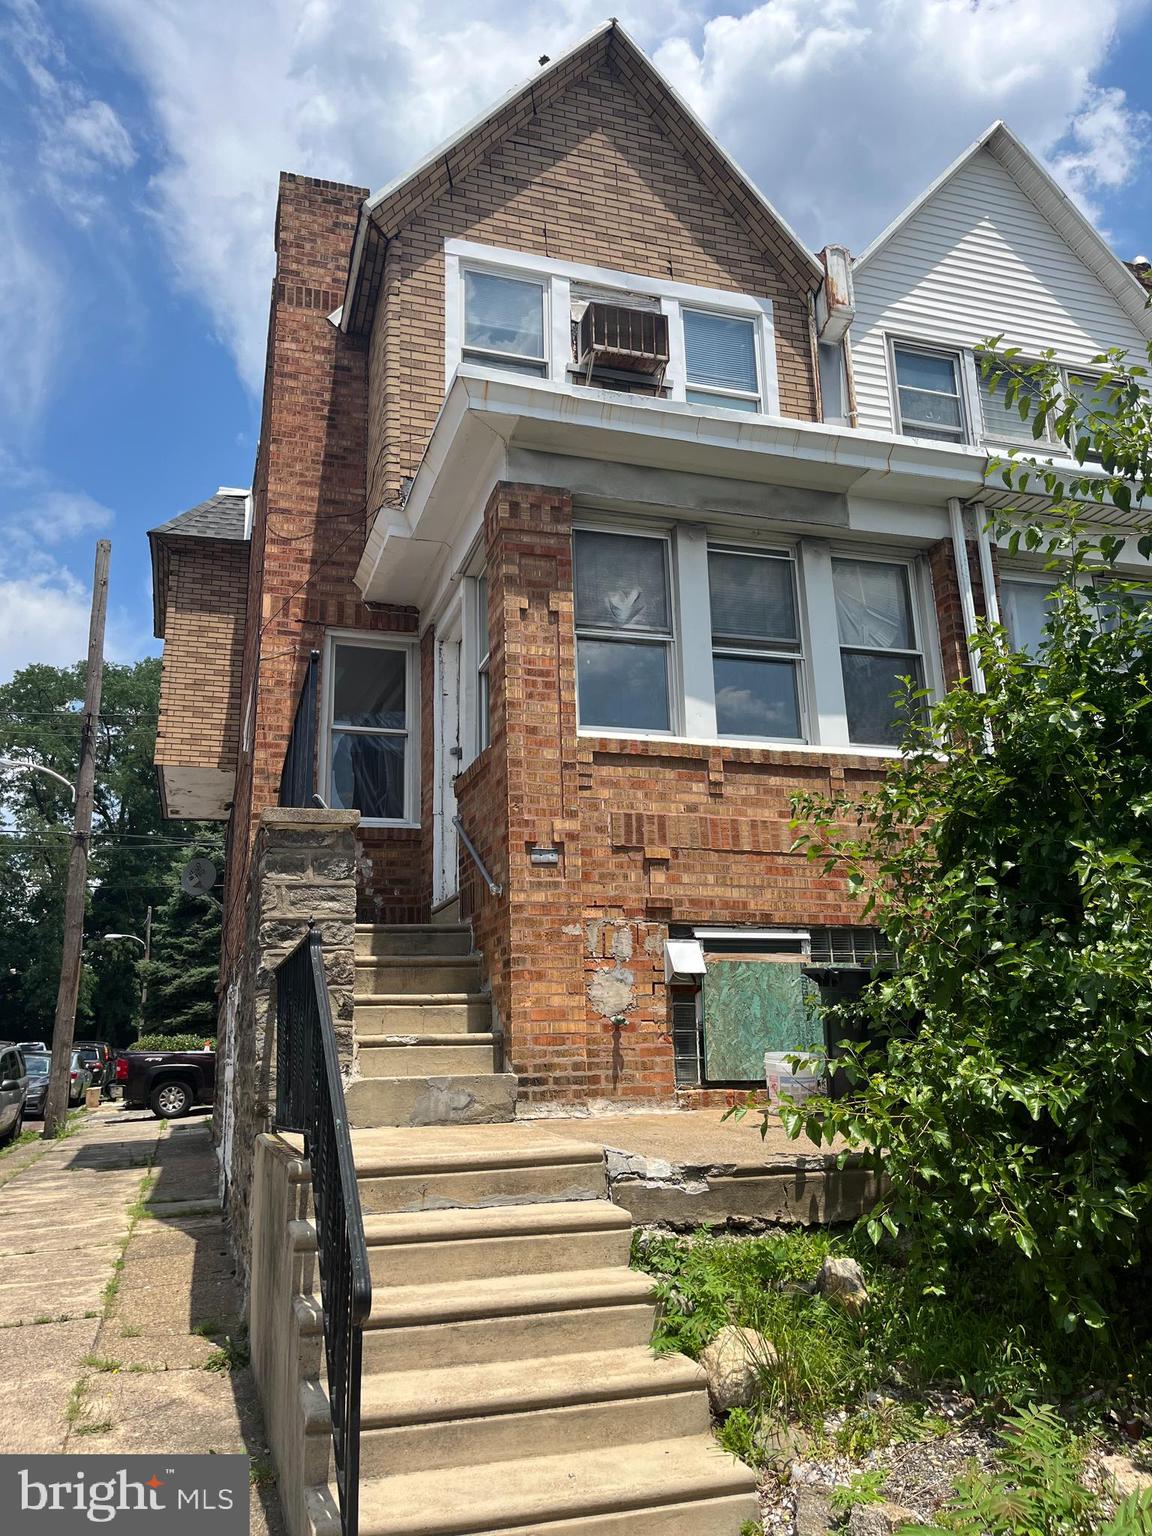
top-left (445, 241), bottom-right (779, 417)
top-left (832, 557), bottom-right (925, 747)
top-left (978, 359), bottom-right (1051, 446)
top-left (323, 635), bottom-right (417, 825)
top-left (684, 311), bottom-right (761, 413)
top-left (463, 269), bottom-right (546, 375)
top-left (571, 526), bottom-right (937, 752)
top-left (892, 344), bottom-right (966, 443)
top-left (574, 530), bottom-right (672, 733)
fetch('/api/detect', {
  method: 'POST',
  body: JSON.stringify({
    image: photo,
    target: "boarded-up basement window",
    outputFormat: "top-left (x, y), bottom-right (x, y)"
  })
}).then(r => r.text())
top-left (701, 954), bottom-right (822, 1083)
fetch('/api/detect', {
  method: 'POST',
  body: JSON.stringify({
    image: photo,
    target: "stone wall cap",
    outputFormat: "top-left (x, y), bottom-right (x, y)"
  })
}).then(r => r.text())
top-left (259, 808), bottom-right (361, 829)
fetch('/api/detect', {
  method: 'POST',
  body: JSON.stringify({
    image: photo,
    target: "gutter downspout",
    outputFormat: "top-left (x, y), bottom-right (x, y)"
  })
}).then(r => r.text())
top-left (971, 500), bottom-right (1002, 628)
top-left (947, 496), bottom-right (986, 693)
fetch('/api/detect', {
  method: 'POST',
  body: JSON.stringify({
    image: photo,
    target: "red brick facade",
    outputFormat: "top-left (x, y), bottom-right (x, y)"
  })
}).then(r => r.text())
top-left (449, 485), bottom-right (970, 1106)
top-left (154, 41), bottom-right (987, 1107)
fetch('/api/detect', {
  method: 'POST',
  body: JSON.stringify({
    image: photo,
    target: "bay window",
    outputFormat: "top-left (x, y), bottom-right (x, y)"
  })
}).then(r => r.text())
top-left (323, 637), bottom-right (416, 823)
top-left (572, 527), bottom-right (937, 751)
top-left (832, 558), bottom-right (925, 747)
top-left (574, 529), bottom-right (673, 732)
top-left (684, 310), bottom-right (761, 412)
top-left (708, 547), bottom-right (803, 739)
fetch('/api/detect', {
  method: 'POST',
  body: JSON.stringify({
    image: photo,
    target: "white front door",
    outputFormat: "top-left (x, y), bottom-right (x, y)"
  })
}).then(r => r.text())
top-left (432, 624), bottom-right (462, 908)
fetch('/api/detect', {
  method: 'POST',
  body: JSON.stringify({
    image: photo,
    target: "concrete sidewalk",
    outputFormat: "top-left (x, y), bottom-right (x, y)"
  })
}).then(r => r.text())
top-left (0, 1104), bottom-right (283, 1536)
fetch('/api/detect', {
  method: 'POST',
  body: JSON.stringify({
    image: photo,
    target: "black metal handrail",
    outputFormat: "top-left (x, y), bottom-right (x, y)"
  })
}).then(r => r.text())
top-left (274, 926), bottom-right (371, 1536)
top-left (279, 649), bottom-right (321, 807)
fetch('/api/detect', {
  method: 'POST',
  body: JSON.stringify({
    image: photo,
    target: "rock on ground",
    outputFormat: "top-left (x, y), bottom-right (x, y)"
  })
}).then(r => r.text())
top-left (816, 1255), bottom-right (869, 1314)
top-left (699, 1324), bottom-right (777, 1413)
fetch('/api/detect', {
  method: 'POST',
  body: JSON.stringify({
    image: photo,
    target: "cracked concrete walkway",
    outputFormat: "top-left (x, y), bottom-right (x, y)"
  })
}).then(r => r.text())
top-left (0, 1104), bottom-right (283, 1535)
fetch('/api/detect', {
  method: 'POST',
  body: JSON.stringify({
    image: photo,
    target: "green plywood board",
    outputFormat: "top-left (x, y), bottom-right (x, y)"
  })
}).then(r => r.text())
top-left (702, 959), bottom-right (822, 1082)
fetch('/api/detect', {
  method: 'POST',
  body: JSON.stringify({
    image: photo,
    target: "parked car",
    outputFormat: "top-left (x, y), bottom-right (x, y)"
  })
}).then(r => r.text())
top-left (22, 1051), bottom-right (51, 1118)
top-left (18, 1041), bottom-right (48, 1055)
top-left (73, 1041), bottom-right (112, 1092)
top-left (68, 1051), bottom-right (93, 1106)
top-left (0, 1044), bottom-right (28, 1143)
top-left (115, 1047), bottom-right (216, 1119)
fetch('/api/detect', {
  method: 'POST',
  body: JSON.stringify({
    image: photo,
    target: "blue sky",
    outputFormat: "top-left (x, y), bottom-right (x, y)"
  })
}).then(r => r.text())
top-left (2, 0), bottom-right (1151, 681)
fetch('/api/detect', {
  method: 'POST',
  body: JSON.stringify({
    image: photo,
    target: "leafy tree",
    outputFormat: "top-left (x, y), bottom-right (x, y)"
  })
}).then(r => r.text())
top-left (768, 345), bottom-right (1152, 1329)
top-left (139, 838), bottom-right (222, 1040)
top-left (0, 658), bottom-right (216, 1046)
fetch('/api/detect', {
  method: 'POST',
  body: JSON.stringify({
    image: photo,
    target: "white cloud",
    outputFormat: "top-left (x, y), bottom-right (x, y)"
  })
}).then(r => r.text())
top-left (75, 0), bottom-right (1150, 392)
top-left (0, 565), bottom-right (143, 681)
top-left (0, 179), bottom-right (64, 435)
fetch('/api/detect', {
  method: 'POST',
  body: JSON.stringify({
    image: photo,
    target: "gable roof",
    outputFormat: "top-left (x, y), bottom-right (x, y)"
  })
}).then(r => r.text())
top-left (339, 19), bottom-right (822, 336)
top-left (854, 121), bottom-right (1152, 340)
top-left (148, 488), bottom-right (250, 639)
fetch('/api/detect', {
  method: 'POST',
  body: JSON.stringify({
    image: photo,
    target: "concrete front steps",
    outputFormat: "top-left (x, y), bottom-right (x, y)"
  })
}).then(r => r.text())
top-left (346, 925), bottom-right (516, 1129)
top-left (283, 1121), bottom-right (758, 1536)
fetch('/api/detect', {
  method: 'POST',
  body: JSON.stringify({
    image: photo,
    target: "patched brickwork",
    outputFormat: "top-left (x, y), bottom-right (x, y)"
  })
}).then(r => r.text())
top-left (155, 538), bottom-right (248, 775)
top-left (365, 56), bottom-right (820, 509)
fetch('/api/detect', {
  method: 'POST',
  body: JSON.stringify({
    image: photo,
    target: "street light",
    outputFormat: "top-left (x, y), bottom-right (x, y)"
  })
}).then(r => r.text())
top-left (0, 757), bottom-right (76, 801)
top-left (96, 913), bottom-right (152, 1033)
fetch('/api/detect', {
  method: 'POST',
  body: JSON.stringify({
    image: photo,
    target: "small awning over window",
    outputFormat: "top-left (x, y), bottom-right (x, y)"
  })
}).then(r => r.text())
top-left (664, 938), bottom-right (707, 983)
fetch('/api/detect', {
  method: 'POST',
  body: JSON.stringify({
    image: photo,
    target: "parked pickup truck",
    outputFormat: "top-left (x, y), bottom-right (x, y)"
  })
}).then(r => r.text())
top-left (115, 1048), bottom-right (216, 1119)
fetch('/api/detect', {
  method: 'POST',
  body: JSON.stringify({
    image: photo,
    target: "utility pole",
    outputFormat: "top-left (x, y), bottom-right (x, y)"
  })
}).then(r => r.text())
top-left (43, 541), bottom-right (110, 1139)
top-left (139, 905), bottom-right (153, 1031)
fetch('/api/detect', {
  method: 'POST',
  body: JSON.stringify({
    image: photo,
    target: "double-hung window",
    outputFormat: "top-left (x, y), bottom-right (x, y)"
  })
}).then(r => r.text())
top-left (1065, 372), bottom-right (1119, 462)
top-left (325, 638), bottom-right (413, 822)
top-left (832, 558), bottom-right (925, 747)
top-left (574, 529), bottom-right (673, 733)
top-left (892, 344), bottom-right (966, 442)
top-left (462, 269), bottom-right (547, 375)
top-left (708, 547), bottom-right (803, 739)
top-left (1002, 575), bottom-right (1059, 656)
top-left (978, 357), bottom-right (1051, 446)
top-left (476, 575), bottom-right (491, 753)
top-left (683, 310), bottom-right (761, 412)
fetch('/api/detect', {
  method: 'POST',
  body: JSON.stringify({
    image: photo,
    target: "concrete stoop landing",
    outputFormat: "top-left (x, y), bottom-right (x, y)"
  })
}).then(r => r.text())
top-left (255, 925), bottom-right (758, 1536)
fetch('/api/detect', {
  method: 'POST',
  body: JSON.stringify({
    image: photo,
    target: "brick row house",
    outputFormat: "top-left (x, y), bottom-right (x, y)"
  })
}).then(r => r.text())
top-left (146, 23), bottom-right (1152, 1536)
top-left (150, 24), bottom-right (1152, 1176)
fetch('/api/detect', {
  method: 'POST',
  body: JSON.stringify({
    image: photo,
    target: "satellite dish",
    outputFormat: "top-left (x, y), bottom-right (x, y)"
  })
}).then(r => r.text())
top-left (181, 858), bottom-right (218, 895)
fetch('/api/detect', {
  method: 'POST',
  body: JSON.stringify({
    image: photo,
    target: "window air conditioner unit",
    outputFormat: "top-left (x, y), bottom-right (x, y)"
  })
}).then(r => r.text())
top-left (577, 302), bottom-right (669, 381)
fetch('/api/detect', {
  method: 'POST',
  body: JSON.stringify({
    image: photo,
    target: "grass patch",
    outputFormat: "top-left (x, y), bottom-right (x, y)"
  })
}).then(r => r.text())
top-left (634, 1228), bottom-right (1152, 1461)
top-left (204, 1329), bottom-right (250, 1374)
top-left (249, 1459), bottom-right (276, 1490)
top-left (74, 1421), bottom-right (113, 1437)
top-left (81, 1355), bottom-right (121, 1374)
top-left (192, 1318), bottom-right (225, 1339)
top-left (120, 1323), bottom-right (142, 1338)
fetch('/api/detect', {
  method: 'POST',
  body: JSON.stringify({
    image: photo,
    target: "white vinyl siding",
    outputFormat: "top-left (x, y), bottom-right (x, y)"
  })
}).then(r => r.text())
top-left (852, 148), bottom-right (1148, 439)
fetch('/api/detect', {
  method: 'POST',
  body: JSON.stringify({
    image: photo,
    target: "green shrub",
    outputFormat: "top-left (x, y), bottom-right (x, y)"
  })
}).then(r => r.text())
top-left (132, 1034), bottom-right (214, 1053)
top-left (902, 1404), bottom-right (1152, 1536)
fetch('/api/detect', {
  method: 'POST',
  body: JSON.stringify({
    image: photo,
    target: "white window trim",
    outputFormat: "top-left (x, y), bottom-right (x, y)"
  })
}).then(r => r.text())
top-left (571, 519), bottom-right (940, 754)
top-left (444, 239), bottom-right (780, 416)
top-left (320, 630), bottom-right (421, 828)
top-left (455, 263), bottom-right (549, 376)
top-left (573, 521), bottom-right (679, 737)
top-left (827, 544), bottom-right (938, 750)
top-left (707, 540), bottom-right (809, 744)
top-left (885, 336), bottom-right (970, 445)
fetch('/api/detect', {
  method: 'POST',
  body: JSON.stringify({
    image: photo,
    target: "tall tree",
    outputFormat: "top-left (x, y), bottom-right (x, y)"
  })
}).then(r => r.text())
top-left (0, 658), bottom-right (215, 1046)
top-left (139, 838), bottom-right (223, 1039)
top-left (770, 344), bottom-right (1152, 1329)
